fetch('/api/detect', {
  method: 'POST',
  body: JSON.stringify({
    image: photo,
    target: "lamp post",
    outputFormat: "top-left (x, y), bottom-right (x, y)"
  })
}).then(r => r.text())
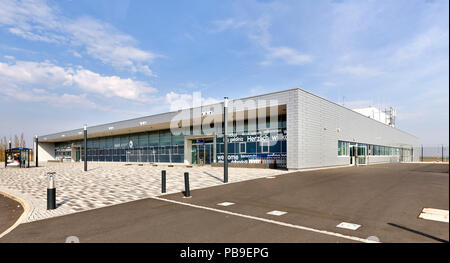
top-left (35, 135), bottom-right (38, 167)
top-left (84, 124), bottom-right (87, 172)
top-left (223, 97), bottom-right (228, 183)
top-left (8, 139), bottom-right (11, 150)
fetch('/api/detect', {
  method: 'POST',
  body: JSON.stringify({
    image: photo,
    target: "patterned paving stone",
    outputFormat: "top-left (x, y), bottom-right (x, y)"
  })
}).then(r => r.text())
top-left (0, 162), bottom-right (287, 222)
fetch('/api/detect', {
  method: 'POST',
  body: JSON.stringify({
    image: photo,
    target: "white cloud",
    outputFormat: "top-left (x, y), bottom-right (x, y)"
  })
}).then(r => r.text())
top-left (0, 0), bottom-right (157, 76)
top-left (262, 46), bottom-right (312, 65)
top-left (391, 27), bottom-right (449, 63)
top-left (72, 51), bottom-right (82, 58)
top-left (212, 16), bottom-right (312, 66)
top-left (322, 81), bottom-right (337, 87)
top-left (66, 17), bottom-right (157, 75)
top-left (0, 60), bottom-right (73, 86)
top-left (2, 85), bottom-right (99, 110)
top-left (212, 19), bottom-right (248, 32)
top-left (166, 92), bottom-right (220, 111)
top-left (0, 59), bottom-right (156, 101)
top-left (72, 69), bottom-right (155, 100)
top-left (336, 65), bottom-right (383, 77)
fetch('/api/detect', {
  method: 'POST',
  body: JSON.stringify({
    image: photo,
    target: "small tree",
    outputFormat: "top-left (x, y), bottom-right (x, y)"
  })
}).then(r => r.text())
top-left (14, 134), bottom-right (20, 148)
top-left (0, 137), bottom-right (4, 162)
top-left (0, 136), bottom-right (7, 162)
top-left (20, 132), bottom-right (26, 148)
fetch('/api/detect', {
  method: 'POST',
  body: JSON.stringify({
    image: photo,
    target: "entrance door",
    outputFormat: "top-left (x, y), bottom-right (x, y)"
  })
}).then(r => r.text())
top-left (75, 148), bottom-right (80, 162)
top-left (356, 145), bottom-right (367, 165)
top-left (192, 143), bottom-right (213, 165)
top-left (192, 145), bottom-right (198, 164)
top-left (400, 148), bottom-right (411, 162)
top-left (199, 144), bottom-right (205, 165)
top-left (350, 143), bottom-right (357, 164)
top-left (204, 144), bottom-right (212, 164)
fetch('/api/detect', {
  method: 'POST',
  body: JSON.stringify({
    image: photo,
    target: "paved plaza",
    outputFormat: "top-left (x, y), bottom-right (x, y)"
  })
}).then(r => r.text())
top-left (0, 162), bottom-right (288, 222)
top-left (1, 163), bottom-right (447, 243)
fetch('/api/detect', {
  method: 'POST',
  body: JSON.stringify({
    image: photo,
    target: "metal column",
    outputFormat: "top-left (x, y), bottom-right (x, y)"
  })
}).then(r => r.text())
top-left (35, 135), bottom-right (38, 167)
top-left (223, 97), bottom-right (228, 183)
top-left (84, 124), bottom-right (87, 172)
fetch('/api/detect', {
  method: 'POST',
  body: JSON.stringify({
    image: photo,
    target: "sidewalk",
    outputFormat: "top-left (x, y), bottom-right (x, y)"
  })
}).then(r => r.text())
top-left (0, 162), bottom-right (287, 222)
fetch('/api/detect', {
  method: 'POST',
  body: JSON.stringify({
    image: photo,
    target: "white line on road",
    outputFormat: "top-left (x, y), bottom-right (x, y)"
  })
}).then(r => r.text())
top-left (152, 196), bottom-right (380, 243)
top-left (336, 222), bottom-right (361, 230)
top-left (267, 210), bottom-right (287, 216)
top-left (418, 208), bottom-right (449, 223)
top-left (217, 202), bottom-right (235, 207)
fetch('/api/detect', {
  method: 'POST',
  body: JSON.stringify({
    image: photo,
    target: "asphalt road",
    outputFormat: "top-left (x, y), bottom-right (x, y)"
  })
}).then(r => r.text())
top-left (1, 163), bottom-right (448, 243)
top-left (165, 162), bottom-right (449, 243)
top-left (0, 193), bottom-right (23, 236)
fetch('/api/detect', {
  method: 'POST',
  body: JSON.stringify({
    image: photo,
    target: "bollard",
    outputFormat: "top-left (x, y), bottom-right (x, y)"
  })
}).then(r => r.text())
top-left (47, 172), bottom-right (56, 210)
top-left (184, 172), bottom-right (190, 198)
top-left (161, 170), bottom-right (166, 193)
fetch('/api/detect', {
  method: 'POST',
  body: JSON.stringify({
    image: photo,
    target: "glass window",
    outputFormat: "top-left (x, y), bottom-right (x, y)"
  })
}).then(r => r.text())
top-left (129, 135), bottom-right (138, 148)
top-left (239, 142), bottom-right (246, 153)
top-left (99, 138), bottom-right (105, 148)
top-left (120, 135), bottom-right (128, 148)
top-left (261, 141), bottom-right (269, 153)
top-left (270, 141), bottom-right (281, 153)
top-left (172, 134), bottom-right (184, 145)
top-left (159, 130), bottom-right (171, 146)
top-left (217, 143), bottom-right (223, 154)
top-left (113, 137), bottom-right (120, 148)
top-left (228, 143), bottom-right (236, 154)
top-left (105, 137), bottom-right (113, 149)
top-left (357, 144), bottom-right (366, 156)
top-left (149, 131), bottom-right (159, 146)
top-left (138, 133), bottom-right (149, 147)
top-left (247, 142), bottom-right (257, 153)
top-left (338, 141), bottom-right (349, 156)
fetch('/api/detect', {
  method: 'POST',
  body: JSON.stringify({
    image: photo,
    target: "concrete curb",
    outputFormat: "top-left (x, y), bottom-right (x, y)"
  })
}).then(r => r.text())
top-left (404, 161), bottom-right (449, 164)
top-left (0, 189), bottom-right (31, 239)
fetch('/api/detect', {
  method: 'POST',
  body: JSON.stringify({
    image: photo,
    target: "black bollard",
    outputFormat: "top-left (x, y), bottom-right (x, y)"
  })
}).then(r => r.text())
top-left (35, 135), bottom-right (38, 167)
top-left (47, 172), bottom-right (56, 210)
top-left (161, 170), bottom-right (166, 193)
top-left (184, 172), bottom-right (190, 198)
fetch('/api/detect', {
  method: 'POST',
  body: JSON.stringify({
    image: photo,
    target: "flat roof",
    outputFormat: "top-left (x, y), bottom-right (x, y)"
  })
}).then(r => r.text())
top-left (38, 89), bottom-right (294, 142)
top-left (38, 87), bottom-right (418, 142)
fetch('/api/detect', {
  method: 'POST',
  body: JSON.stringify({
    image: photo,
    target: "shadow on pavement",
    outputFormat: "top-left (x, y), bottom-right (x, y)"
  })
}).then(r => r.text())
top-left (57, 198), bottom-right (73, 208)
top-left (387, 222), bottom-right (448, 243)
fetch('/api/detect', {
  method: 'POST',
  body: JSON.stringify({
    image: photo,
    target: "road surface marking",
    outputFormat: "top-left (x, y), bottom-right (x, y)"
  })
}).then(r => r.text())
top-left (152, 196), bottom-right (380, 243)
top-left (418, 208), bottom-right (449, 223)
top-left (267, 210), bottom-right (287, 216)
top-left (217, 202), bottom-right (235, 207)
top-left (336, 222), bottom-right (361, 230)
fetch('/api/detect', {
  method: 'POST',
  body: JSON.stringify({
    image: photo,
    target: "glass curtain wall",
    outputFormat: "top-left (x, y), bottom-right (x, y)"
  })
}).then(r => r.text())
top-left (75, 129), bottom-right (184, 163)
top-left (337, 140), bottom-right (404, 156)
top-left (216, 114), bottom-right (287, 167)
top-left (58, 113), bottom-right (287, 166)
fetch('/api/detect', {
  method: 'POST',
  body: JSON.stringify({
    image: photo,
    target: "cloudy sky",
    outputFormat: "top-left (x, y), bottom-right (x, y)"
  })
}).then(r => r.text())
top-left (0, 0), bottom-right (448, 147)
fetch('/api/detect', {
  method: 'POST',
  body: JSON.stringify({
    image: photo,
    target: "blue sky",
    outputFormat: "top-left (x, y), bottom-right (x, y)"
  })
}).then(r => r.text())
top-left (0, 0), bottom-right (448, 147)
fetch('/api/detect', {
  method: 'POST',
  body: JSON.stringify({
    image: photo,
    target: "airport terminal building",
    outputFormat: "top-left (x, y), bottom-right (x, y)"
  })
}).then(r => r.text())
top-left (34, 88), bottom-right (420, 170)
